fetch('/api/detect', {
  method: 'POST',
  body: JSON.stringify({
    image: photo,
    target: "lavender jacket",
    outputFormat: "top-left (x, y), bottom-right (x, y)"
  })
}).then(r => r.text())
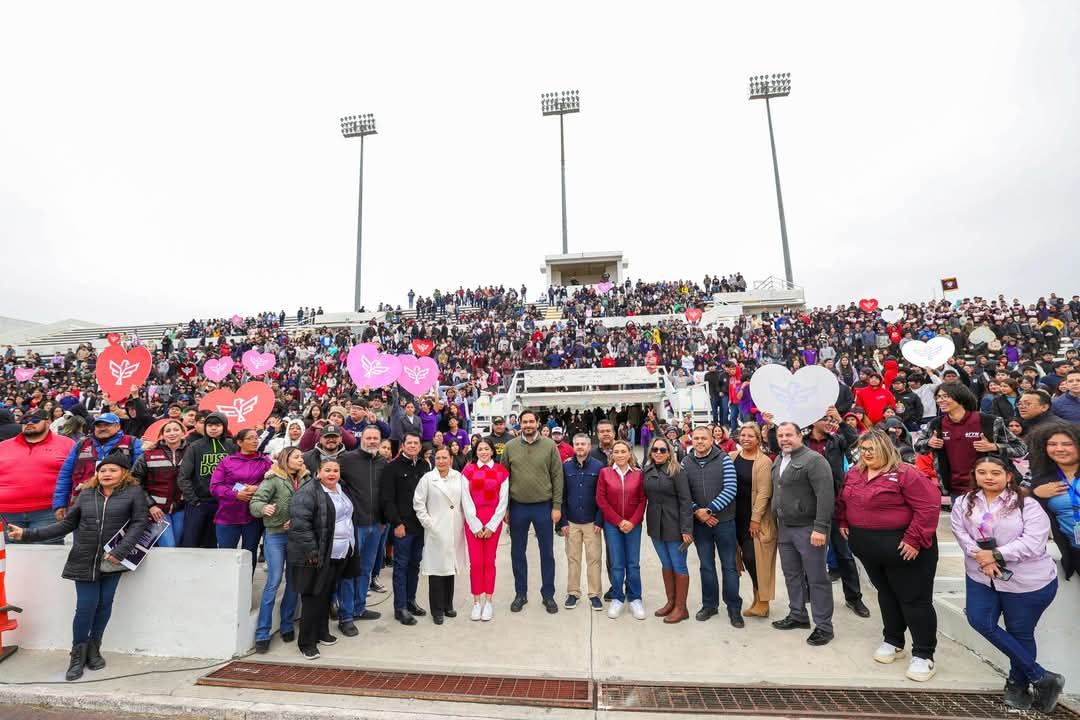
top-left (210, 452), bottom-right (274, 525)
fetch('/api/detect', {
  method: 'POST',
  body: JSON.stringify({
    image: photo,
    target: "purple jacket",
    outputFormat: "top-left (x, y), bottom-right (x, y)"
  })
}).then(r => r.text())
top-left (210, 452), bottom-right (273, 525)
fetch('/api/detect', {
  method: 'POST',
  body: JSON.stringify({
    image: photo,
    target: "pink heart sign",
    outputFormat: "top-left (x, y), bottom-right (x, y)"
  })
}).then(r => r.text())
top-left (411, 339), bottom-right (434, 357)
top-left (198, 381), bottom-right (275, 433)
top-left (230, 314), bottom-right (244, 325)
top-left (106, 333), bottom-right (121, 346)
top-left (685, 308), bottom-right (703, 324)
top-left (14, 368), bottom-right (36, 382)
top-left (203, 357), bottom-right (235, 382)
top-left (597, 282), bottom-right (614, 295)
top-left (397, 355), bottom-right (440, 395)
top-left (858, 298), bottom-right (879, 313)
top-left (346, 343), bottom-right (401, 390)
top-left (241, 349), bottom-right (276, 377)
top-left (95, 345), bottom-right (152, 395)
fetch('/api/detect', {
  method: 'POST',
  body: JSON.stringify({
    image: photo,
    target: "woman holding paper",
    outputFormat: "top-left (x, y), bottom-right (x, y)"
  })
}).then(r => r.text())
top-left (5, 452), bottom-right (149, 681)
top-left (210, 428), bottom-right (272, 568)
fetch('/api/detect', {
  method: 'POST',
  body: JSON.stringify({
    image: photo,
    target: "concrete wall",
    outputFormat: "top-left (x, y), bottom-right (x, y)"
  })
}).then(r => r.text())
top-left (5, 546), bottom-right (253, 659)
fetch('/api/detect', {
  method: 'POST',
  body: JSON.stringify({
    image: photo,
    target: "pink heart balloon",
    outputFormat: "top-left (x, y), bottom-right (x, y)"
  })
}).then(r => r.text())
top-left (397, 355), bottom-right (440, 396)
top-left (346, 343), bottom-right (401, 390)
top-left (241, 349), bottom-right (276, 377)
top-left (14, 368), bottom-right (35, 382)
top-left (597, 282), bottom-right (614, 295)
top-left (203, 357), bottom-right (235, 382)
top-left (231, 314), bottom-right (244, 325)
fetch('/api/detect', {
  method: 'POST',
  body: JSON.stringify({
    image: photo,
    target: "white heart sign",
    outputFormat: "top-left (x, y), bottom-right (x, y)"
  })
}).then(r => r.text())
top-left (969, 326), bottom-right (996, 345)
top-left (881, 308), bottom-right (903, 323)
top-left (749, 364), bottom-right (840, 429)
top-left (901, 336), bottom-right (955, 369)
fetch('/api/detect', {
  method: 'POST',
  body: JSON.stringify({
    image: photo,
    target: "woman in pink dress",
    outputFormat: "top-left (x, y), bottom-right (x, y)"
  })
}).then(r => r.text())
top-left (461, 438), bottom-right (509, 622)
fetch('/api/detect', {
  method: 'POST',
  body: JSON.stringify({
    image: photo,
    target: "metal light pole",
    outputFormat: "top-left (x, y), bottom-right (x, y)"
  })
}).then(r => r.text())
top-left (748, 74), bottom-right (793, 286)
top-left (541, 90), bottom-right (580, 255)
top-left (341, 113), bottom-right (377, 311)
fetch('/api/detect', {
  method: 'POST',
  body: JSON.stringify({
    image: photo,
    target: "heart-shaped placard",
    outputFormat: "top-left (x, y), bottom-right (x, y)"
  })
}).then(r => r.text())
top-left (411, 339), bottom-right (434, 357)
top-left (14, 367), bottom-right (36, 382)
top-left (178, 362), bottom-right (198, 380)
top-left (141, 417), bottom-right (171, 443)
top-left (106, 333), bottom-right (121, 346)
top-left (95, 344), bottom-right (152, 395)
top-left (969, 326), bottom-right (996, 345)
top-left (901, 336), bottom-right (955, 369)
top-left (749, 364), bottom-right (840, 429)
top-left (346, 343), bottom-right (402, 389)
top-left (398, 355), bottom-right (440, 395)
top-left (231, 314), bottom-right (244, 326)
top-left (685, 308), bottom-right (703, 324)
top-left (858, 298), bottom-right (879, 313)
top-left (644, 351), bottom-right (659, 374)
top-left (203, 357), bottom-right (235, 382)
top-left (597, 282), bottom-right (614, 295)
top-left (881, 308), bottom-right (903, 323)
top-left (198, 381), bottom-right (275, 433)
top-left (242, 349), bottom-right (276, 377)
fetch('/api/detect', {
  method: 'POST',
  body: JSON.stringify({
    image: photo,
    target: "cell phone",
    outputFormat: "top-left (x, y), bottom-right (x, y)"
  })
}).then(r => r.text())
top-left (678, 538), bottom-right (692, 553)
top-left (997, 568), bottom-right (1014, 582)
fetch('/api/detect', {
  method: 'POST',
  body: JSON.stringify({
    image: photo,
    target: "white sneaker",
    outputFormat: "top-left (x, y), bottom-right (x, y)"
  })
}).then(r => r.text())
top-left (470, 602), bottom-right (483, 621)
top-left (905, 657), bottom-right (936, 682)
top-left (607, 600), bottom-right (624, 619)
top-left (481, 602), bottom-right (493, 622)
top-left (629, 599), bottom-right (646, 620)
top-left (873, 643), bottom-right (906, 664)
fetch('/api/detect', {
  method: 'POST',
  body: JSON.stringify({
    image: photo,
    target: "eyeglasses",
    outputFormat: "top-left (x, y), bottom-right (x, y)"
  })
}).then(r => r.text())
top-left (651, 447), bottom-right (670, 454)
top-left (858, 447), bottom-right (876, 454)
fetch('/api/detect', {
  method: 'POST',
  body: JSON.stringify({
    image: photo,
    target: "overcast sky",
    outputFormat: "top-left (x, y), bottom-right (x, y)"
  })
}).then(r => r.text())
top-left (2, 2), bottom-right (1078, 325)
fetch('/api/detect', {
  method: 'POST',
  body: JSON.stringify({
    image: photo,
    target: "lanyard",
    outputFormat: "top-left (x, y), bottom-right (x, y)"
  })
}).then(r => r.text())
top-left (1055, 468), bottom-right (1080, 522)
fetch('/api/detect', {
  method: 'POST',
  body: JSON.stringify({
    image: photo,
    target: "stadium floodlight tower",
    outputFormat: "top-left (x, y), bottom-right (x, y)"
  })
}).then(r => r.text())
top-left (748, 73), bottom-right (794, 286)
top-left (541, 90), bottom-right (580, 255)
top-left (340, 113), bottom-right (377, 312)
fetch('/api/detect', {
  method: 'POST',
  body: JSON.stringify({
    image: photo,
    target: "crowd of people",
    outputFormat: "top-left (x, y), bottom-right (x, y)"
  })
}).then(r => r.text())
top-left (1, 282), bottom-right (1077, 713)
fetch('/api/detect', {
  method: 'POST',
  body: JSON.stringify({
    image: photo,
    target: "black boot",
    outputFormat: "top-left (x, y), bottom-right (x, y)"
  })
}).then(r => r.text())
top-left (1002, 679), bottom-right (1032, 710)
top-left (86, 638), bottom-right (106, 671)
top-left (66, 642), bottom-right (89, 681)
top-left (1033, 671), bottom-right (1066, 714)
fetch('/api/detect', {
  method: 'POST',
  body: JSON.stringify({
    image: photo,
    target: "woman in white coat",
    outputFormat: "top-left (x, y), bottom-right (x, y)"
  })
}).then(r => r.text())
top-left (413, 446), bottom-right (468, 624)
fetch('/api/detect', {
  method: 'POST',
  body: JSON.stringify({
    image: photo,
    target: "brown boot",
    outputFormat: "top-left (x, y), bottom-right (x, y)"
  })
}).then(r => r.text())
top-left (744, 589), bottom-right (770, 618)
top-left (664, 573), bottom-right (690, 624)
top-left (654, 569), bottom-right (676, 617)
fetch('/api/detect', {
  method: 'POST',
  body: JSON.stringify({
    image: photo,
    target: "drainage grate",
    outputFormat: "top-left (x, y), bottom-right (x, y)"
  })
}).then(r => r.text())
top-left (197, 661), bottom-right (593, 709)
top-left (598, 682), bottom-right (1080, 719)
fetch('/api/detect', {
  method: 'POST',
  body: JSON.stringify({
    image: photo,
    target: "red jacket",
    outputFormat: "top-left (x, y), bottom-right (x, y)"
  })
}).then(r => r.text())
top-left (0, 431), bottom-right (76, 513)
top-left (595, 466), bottom-right (646, 527)
top-left (854, 385), bottom-right (894, 424)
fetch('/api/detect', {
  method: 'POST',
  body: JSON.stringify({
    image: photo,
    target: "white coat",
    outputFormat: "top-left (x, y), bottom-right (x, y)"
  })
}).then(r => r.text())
top-left (413, 467), bottom-right (468, 577)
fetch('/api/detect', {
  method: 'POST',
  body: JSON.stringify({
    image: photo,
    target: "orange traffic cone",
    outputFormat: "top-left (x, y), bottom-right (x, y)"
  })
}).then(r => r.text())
top-left (0, 521), bottom-right (23, 663)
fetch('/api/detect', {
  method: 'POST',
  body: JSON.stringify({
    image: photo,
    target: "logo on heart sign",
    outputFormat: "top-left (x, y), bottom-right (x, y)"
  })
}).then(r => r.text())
top-left (411, 339), bottom-right (434, 357)
top-left (969, 326), bottom-right (996, 345)
top-left (14, 368), bottom-right (36, 382)
top-left (203, 357), bottom-right (235, 382)
top-left (95, 344), bottom-right (152, 393)
top-left (106, 333), bottom-right (121, 346)
top-left (597, 282), bottom-right (614, 295)
top-left (346, 343), bottom-right (402, 390)
top-left (230, 314), bottom-right (244, 326)
top-left (901, 336), bottom-right (955, 369)
top-left (241, 350), bottom-right (276, 377)
top-left (198, 381), bottom-right (274, 432)
top-left (685, 308), bottom-right (703, 324)
top-left (644, 351), bottom-right (659, 374)
top-left (178, 362), bottom-right (198, 380)
top-left (881, 308), bottom-right (903, 323)
top-left (398, 355), bottom-right (440, 395)
top-left (858, 298), bottom-right (879, 313)
top-left (749, 364), bottom-right (840, 429)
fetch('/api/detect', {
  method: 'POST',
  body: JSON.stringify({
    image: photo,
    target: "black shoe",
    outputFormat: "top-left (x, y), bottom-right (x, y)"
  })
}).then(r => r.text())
top-left (370, 578), bottom-right (387, 593)
top-left (846, 599), bottom-right (871, 618)
top-left (86, 639), bottom-right (106, 671)
top-left (357, 609), bottom-right (381, 620)
top-left (280, 631), bottom-right (295, 643)
top-left (337, 621), bottom-right (359, 637)
top-left (318, 634), bottom-right (338, 646)
top-left (772, 616), bottom-right (812, 630)
top-left (301, 646), bottom-right (320, 660)
top-left (432, 613), bottom-right (444, 625)
top-left (406, 602), bottom-right (427, 617)
top-left (1003, 680), bottom-right (1033, 710)
top-left (395, 609), bottom-right (417, 626)
top-left (695, 607), bottom-right (719, 622)
top-left (254, 639), bottom-right (270, 654)
top-left (806, 628), bottom-right (834, 646)
top-left (542, 597), bottom-right (558, 614)
top-left (603, 589), bottom-right (614, 601)
top-left (444, 609), bottom-right (457, 618)
top-left (66, 642), bottom-right (88, 682)
top-left (511, 595), bottom-right (528, 612)
top-left (1033, 671), bottom-right (1066, 714)
top-left (728, 608), bottom-right (745, 628)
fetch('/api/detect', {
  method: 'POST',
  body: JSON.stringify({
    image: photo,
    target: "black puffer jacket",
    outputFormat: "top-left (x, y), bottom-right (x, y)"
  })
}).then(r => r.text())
top-left (23, 484), bottom-right (149, 582)
top-left (287, 480), bottom-right (358, 594)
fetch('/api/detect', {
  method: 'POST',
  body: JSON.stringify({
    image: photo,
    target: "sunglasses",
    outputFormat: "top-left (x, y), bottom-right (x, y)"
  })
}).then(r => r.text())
top-left (650, 447), bottom-right (670, 454)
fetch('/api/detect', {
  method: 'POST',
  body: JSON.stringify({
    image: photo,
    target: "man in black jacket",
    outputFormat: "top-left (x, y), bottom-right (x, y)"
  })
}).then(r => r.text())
top-left (335, 426), bottom-right (387, 635)
top-left (380, 432), bottom-right (430, 625)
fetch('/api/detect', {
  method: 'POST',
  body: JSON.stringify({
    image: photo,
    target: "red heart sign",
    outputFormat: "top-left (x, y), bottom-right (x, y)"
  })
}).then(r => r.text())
top-left (645, 351), bottom-right (659, 374)
top-left (858, 298), bottom-right (879, 313)
top-left (198, 381), bottom-right (275, 433)
top-left (411, 339), bottom-right (434, 357)
top-left (106, 333), bottom-right (121, 346)
top-left (95, 344), bottom-right (152, 397)
top-left (141, 418), bottom-right (171, 443)
top-left (684, 308), bottom-right (703, 324)
top-left (178, 362), bottom-right (198, 380)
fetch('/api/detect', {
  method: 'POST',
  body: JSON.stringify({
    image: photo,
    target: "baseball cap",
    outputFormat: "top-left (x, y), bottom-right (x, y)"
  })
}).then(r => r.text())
top-left (94, 412), bottom-right (121, 425)
top-left (493, 416), bottom-right (506, 424)
top-left (21, 409), bottom-right (50, 424)
top-left (551, 426), bottom-right (564, 435)
top-left (942, 368), bottom-right (959, 376)
top-left (322, 424), bottom-right (342, 437)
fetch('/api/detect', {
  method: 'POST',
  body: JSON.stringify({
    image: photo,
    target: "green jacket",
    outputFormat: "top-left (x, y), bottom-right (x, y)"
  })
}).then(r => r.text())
top-left (250, 465), bottom-right (311, 533)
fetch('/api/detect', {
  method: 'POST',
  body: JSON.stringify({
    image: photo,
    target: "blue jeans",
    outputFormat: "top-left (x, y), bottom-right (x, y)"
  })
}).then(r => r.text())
top-left (509, 500), bottom-right (556, 600)
top-left (256, 531), bottom-right (297, 641)
top-left (965, 576), bottom-right (1058, 684)
top-left (392, 530), bottom-right (424, 611)
top-left (710, 394), bottom-right (728, 425)
top-left (155, 510), bottom-right (185, 548)
top-left (215, 522), bottom-right (263, 570)
top-left (693, 519), bottom-right (742, 611)
top-left (603, 523), bottom-right (642, 602)
top-left (73, 574), bottom-right (122, 644)
top-left (651, 537), bottom-right (689, 574)
top-left (372, 523), bottom-right (390, 582)
top-left (3, 509), bottom-right (62, 545)
top-left (728, 402), bottom-right (741, 434)
top-left (338, 524), bottom-right (384, 622)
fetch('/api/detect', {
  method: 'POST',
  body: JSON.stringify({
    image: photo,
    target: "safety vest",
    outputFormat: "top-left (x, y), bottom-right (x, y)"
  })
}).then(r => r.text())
top-left (69, 434), bottom-right (135, 506)
top-left (141, 444), bottom-right (186, 514)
